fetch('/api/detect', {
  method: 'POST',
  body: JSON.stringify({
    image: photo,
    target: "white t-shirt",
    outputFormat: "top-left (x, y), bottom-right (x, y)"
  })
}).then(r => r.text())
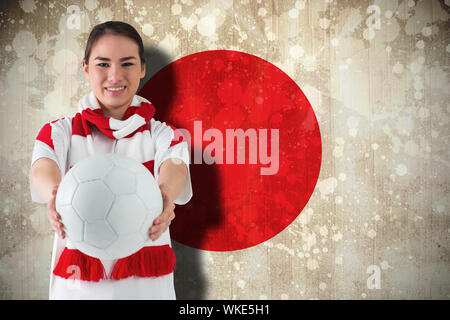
top-left (30, 115), bottom-right (192, 300)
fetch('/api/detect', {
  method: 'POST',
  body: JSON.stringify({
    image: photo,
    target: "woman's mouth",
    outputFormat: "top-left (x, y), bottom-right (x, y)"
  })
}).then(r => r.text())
top-left (105, 86), bottom-right (126, 96)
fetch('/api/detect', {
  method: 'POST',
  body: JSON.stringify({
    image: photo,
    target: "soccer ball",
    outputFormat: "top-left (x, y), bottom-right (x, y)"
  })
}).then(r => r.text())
top-left (55, 153), bottom-right (163, 260)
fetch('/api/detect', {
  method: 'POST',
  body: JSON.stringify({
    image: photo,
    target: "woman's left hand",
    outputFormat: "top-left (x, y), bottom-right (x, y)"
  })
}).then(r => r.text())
top-left (148, 189), bottom-right (175, 241)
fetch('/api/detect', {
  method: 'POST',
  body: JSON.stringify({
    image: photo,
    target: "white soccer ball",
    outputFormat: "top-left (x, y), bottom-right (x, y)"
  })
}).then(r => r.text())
top-left (55, 153), bottom-right (163, 260)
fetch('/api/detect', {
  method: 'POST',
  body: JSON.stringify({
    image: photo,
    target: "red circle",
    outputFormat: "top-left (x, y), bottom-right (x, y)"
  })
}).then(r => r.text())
top-left (140, 50), bottom-right (322, 251)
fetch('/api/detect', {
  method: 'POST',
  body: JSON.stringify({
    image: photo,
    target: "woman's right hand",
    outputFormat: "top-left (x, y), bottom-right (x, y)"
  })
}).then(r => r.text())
top-left (47, 188), bottom-right (65, 239)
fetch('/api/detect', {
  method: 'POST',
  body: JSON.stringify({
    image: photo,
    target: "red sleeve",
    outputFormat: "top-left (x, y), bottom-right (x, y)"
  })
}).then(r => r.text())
top-left (166, 123), bottom-right (185, 148)
top-left (36, 123), bottom-right (54, 150)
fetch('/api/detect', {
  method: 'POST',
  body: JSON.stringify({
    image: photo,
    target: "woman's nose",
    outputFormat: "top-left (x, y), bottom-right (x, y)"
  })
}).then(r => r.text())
top-left (107, 65), bottom-right (124, 82)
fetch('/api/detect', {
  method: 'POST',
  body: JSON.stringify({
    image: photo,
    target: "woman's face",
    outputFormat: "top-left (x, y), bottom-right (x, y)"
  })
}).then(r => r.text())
top-left (82, 34), bottom-right (145, 119)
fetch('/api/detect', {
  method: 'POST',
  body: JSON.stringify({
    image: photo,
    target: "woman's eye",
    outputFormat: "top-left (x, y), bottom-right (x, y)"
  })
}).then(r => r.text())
top-left (96, 62), bottom-right (134, 67)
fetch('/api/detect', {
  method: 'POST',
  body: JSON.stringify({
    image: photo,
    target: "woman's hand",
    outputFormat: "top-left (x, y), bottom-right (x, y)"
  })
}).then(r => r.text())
top-left (31, 158), bottom-right (64, 238)
top-left (47, 188), bottom-right (65, 239)
top-left (148, 189), bottom-right (175, 241)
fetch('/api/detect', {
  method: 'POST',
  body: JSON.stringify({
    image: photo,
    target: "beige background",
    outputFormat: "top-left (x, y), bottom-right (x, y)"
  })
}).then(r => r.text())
top-left (0, 0), bottom-right (449, 299)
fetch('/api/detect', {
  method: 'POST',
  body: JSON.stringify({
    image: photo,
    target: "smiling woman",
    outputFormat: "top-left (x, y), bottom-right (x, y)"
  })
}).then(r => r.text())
top-left (29, 21), bottom-right (192, 300)
top-left (82, 23), bottom-right (147, 120)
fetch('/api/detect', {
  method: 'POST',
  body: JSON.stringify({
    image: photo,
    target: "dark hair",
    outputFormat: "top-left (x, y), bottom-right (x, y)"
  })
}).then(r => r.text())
top-left (84, 21), bottom-right (146, 65)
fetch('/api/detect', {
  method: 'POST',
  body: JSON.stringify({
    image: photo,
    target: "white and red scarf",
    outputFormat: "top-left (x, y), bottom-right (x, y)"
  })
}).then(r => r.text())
top-left (51, 92), bottom-right (177, 282)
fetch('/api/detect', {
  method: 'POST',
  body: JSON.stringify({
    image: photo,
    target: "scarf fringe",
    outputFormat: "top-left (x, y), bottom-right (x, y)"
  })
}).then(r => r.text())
top-left (53, 245), bottom-right (176, 282)
top-left (53, 248), bottom-right (107, 282)
top-left (110, 245), bottom-right (176, 280)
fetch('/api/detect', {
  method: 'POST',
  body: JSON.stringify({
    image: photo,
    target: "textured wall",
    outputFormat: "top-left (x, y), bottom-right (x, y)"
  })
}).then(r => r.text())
top-left (0, 0), bottom-right (449, 299)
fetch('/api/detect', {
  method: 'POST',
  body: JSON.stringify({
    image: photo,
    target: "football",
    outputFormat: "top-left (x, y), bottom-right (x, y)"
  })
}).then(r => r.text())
top-left (55, 153), bottom-right (163, 260)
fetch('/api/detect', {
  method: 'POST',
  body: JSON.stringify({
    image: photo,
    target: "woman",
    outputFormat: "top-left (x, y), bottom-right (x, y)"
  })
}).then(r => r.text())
top-left (29, 21), bottom-right (192, 299)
